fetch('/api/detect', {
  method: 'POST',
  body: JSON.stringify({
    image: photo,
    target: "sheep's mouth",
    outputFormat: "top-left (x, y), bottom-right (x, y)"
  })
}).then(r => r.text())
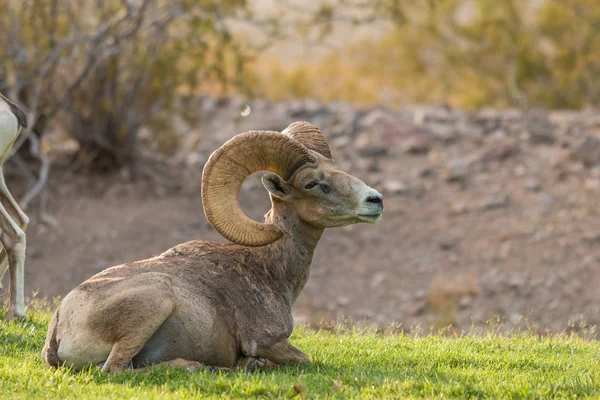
top-left (357, 213), bottom-right (382, 223)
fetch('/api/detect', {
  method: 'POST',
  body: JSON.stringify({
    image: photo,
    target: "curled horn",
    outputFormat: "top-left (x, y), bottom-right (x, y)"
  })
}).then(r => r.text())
top-left (283, 121), bottom-right (332, 160)
top-left (202, 131), bottom-right (315, 246)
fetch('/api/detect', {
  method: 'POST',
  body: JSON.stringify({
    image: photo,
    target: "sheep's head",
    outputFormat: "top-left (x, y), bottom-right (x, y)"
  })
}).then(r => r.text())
top-left (202, 121), bottom-right (383, 246)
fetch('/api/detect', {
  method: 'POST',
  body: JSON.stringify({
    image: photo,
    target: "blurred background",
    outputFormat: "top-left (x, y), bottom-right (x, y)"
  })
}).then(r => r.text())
top-left (1, 0), bottom-right (599, 334)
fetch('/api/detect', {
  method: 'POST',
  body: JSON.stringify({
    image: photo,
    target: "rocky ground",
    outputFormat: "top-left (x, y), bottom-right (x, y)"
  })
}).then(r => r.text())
top-left (4, 97), bottom-right (600, 335)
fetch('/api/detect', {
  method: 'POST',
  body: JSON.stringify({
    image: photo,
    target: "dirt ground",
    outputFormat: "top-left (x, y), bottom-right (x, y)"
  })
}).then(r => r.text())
top-left (3, 98), bottom-right (600, 335)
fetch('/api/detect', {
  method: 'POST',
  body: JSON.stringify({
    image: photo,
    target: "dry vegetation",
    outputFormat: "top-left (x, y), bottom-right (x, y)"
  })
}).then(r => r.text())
top-left (0, 0), bottom-right (256, 182)
top-left (248, 0), bottom-right (600, 110)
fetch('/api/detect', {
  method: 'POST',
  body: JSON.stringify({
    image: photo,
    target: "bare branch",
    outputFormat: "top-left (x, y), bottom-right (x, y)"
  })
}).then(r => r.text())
top-left (20, 135), bottom-right (50, 210)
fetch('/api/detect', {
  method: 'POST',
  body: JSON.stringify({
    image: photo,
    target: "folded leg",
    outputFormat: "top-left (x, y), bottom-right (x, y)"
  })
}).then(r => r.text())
top-left (0, 199), bottom-right (26, 320)
top-left (0, 167), bottom-right (27, 292)
top-left (255, 338), bottom-right (310, 366)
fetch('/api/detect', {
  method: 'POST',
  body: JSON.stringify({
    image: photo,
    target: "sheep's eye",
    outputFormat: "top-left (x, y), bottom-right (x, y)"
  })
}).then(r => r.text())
top-left (304, 182), bottom-right (318, 190)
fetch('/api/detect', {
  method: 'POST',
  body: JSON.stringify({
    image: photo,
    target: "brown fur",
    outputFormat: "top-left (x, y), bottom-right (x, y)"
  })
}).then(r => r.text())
top-left (43, 309), bottom-right (61, 367)
top-left (42, 133), bottom-right (383, 372)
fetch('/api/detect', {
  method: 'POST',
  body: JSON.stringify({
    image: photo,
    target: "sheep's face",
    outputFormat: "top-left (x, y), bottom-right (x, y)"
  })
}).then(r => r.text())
top-left (262, 155), bottom-right (384, 228)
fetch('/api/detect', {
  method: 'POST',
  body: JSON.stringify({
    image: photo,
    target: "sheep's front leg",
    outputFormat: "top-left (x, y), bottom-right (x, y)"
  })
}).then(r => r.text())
top-left (0, 167), bottom-right (28, 320)
top-left (0, 202), bottom-right (26, 320)
top-left (254, 338), bottom-right (310, 366)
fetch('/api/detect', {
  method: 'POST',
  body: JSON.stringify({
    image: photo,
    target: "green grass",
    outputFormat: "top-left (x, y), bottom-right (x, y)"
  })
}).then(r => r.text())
top-left (1, 309), bottom-right (600, 399)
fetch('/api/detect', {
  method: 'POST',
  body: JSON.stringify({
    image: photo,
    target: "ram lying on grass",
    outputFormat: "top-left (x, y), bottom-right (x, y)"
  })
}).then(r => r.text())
top-left (41, 122), bottom-right (385, 372)
top-left (2, 308), bottom-right (600, 399)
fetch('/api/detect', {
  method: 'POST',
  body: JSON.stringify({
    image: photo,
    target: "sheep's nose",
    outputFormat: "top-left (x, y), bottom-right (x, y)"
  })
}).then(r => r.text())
top-left (366, 193), bottom-right (383, 206)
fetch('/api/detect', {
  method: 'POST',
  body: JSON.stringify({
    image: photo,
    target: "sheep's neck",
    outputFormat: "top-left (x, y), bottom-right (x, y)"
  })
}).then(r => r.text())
top-left (262, 199), bottom-right (323, 305)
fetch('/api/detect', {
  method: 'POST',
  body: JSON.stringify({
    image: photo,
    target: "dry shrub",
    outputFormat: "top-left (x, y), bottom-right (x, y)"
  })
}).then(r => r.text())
top-left (0, 0), bottom-right (252, 173)
top-left (250, 0), bottom-right (600, 110)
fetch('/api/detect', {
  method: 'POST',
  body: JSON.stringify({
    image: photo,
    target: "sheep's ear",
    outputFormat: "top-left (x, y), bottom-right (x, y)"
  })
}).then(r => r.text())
top-left (262, 173), bottom-right (292, 200)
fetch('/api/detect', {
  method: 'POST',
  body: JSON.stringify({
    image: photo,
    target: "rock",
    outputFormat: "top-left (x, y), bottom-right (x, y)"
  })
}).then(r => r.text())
top-left (527, 129), bottom-right (556, 145)
top-left (370, 272), bottom-right (386, 288)
top-left (185, 152), bottom-right (207, 168)
top-left (367, 161), bottom-right (380, 173)
top-left (583, 232), bottom-right (600, 242)
top-left (429, 124), bottom-right (458, 143)
top-left (383, 180), bottom-right (409, 196)
top-left (330, 135), bottom-right (351, 150)
top-left (524, 110), bottom-right (556, 145)
top-left (473, 142), bottom-right (520, 163)
top-left (353, 132), bottom-right (387, 157)
top-left (491, 129), bottom-right (507, 141)
top-left (355, 109), bottom-right (432, 157)
top-left (439, 240), bottom-right (456, 251)
top-left (537, 193), bottom-right (554, 207)
top-left (446, 158), bottom-right (468, 182)
top-left (508, 274), bottom-right (524, 288)
top-left (473, 114), bottom-right (501, 134)
top-left (583, 255), bottom-right (599, 266)
top-left (402, 135), bottom-right (432, 154)
top-left (481, 194), bottom-right (509, 210)
top-left (584, 178), bottom-right (600, 191)
top-left (449, 202), bottom-right (469, 216)
top-left (523, 178), bottom-right (541, 192)
top-left (514, 165), bottom-right (527, 177)
top-left (416, 167), bottom-right (434, 178)
top-left (570, 135), bottom-right (600, 166)
top-left (337, 296), bottom-right (351, 306)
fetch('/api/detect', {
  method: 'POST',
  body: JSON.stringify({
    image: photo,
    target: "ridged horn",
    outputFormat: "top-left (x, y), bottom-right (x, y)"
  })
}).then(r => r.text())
top-left (202, 131), bottom-right (315, 246)
top-left (0, 93), bottom-right (28, 128)
top-left (283, 121), bottom-right (332, 159)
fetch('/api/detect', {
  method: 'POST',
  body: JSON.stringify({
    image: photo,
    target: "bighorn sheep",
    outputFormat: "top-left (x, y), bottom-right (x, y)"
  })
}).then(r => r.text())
top-left (0, 93), bottom-right (29, 321)
top-left (42, 121), bottom-right (384, 372)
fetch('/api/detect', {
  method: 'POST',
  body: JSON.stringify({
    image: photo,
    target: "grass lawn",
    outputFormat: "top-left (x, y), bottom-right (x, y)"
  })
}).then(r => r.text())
top-left (1, 308), bottom-right (600, 399)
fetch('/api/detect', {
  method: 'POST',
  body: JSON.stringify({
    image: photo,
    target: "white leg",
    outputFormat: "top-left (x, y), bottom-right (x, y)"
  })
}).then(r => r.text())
top-left (0, 167), bottom-right (27, 294)
top-left (0, 167), bottom-right (29, 228)
top-left (0, 248), bottom-right (7, 289)
top-left (0, 200), bottom-right (26, 319)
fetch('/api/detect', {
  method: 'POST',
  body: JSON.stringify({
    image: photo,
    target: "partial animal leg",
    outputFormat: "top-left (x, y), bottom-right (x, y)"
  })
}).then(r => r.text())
top-left (236, 356), bottom-right (277, 370)
top-left (0, 248), bottom-right (8, 289)
top-left (0, 167), bottom-right (27, 293)
top-left (0, 167), bottom-right (29, 229)
top-left (0, 200), bottom-right (26, 320)
top-left (95, 274), bottom-right (178, 373)
top-left (0, 224), bottom-right (25, 291)
top-left (254, 338), bottom-right (310, 365)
